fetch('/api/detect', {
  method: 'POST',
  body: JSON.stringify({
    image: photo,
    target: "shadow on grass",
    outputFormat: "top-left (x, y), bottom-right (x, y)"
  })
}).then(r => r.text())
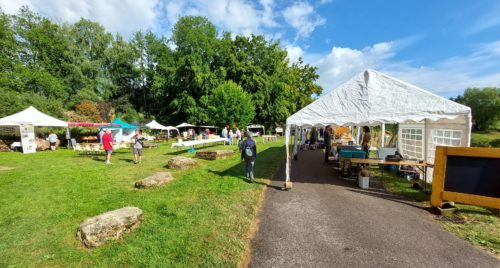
top-left (208, 146), bottom-right (285, 191)
top-left (165, 144), bottom-right (239, 156)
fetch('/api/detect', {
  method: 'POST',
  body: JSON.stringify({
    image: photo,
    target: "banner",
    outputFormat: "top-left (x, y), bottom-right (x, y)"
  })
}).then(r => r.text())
top-left (20, 124), bottom-right (36, 154)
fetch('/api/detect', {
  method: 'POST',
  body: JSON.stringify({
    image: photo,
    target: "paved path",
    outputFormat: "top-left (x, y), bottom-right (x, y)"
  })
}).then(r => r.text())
top-left (249, 150), bottom-right (499, 268)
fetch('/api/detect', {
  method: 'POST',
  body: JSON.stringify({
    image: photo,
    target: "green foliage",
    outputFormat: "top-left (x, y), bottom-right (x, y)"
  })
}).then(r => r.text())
top-left (207, 81), bottom-right (255, 127)
top-left (0, 8), bottom-right (323, 126)
top-left (0, 88), bottom-right (65, 118)
top-left (453, 87), bottom-right (500, 130)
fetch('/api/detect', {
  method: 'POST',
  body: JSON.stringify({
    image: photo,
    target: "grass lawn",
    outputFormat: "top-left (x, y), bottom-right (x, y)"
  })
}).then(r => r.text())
top-left (471, 130), bottom-right (500, 147)
top-left (0, 139), bottom-right (285, 267)
top-left (375, 170), bottom-right (500, 256)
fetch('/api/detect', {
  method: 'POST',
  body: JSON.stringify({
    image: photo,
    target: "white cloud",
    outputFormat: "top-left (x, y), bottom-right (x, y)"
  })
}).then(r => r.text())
top-left (0, 0), bottom-right (160, 37)
top-left (285, 44), bottom-right (303, 63)
top-left (162, 0), bottom-right (279, 37)
top-left (282, 1), bottom-right (325, 40)
top-left (314, 42), bottom-right (394, 91)
top-left (308, 39), bottom-right (500, 97)
top-left (466, 2), bottom-right (500, 34)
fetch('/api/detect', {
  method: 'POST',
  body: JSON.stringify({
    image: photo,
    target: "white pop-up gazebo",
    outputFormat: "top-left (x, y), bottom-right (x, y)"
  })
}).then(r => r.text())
top-left (284, 69), bottom-right (471, 186)
top-left (0, 106), bottom-right (68, 127)
top-left (146, 120), bottom-right (179, 138)
top-left (0, 106), bottom-right (68, 153)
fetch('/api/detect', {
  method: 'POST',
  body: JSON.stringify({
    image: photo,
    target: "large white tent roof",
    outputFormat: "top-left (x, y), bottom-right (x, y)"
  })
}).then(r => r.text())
top-left (0, 106), bottom-right (67, 127)
top-left (286, 69), bottom-right (471, 127)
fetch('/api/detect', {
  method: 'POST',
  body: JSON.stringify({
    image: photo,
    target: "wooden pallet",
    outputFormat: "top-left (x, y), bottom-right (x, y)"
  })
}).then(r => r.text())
top-left (195, 150), bottom-right (235, 160)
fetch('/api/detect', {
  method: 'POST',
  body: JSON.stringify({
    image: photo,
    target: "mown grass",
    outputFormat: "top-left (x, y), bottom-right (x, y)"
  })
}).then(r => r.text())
top-left (375, 169), bottom-right (499, 256)
top-left (471, 130), bottom-right (500, 147)
top-left (0, 139), bottom-right (285, 267)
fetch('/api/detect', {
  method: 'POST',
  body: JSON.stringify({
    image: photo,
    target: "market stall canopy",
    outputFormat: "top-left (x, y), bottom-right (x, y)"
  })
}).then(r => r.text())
top-left (176, 122), bottom-right (195, 128)
top-left (146, 120), bottom-right (169, 130)
top-left (247, 124), bottom-right (265, 129)
top-left (199, 125), bottom-right (219, 129)
top-left (286, 69), bottom-right (471, 127)
top-left (165, 126), bottom-right (179, 131)
top-left (0, 106), bottom-right (67, 127)
top-left (68, 122), bottom-right (121, 127)
top-left (107, 118), bottom-right (138, 129)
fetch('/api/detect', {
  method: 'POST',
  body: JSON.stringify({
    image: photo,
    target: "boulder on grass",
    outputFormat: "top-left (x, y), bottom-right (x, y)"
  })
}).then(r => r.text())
top-left (135, 172), bottom-right (173, 188)
top-left (36, 138), bottom-right (61, 151)
top-left (0, 140), bottom-right (10, 152)
top-left (167, 156), bottom-right (198, 170)
top-left (77, 207), bottom-right (142, 248)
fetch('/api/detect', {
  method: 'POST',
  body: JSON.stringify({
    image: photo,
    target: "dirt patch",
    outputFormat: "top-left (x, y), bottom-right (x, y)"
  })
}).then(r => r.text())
top-left (167, 156), bottom-right (198, 170)
top-left (0, 166), bottom-right (14, 171)
top-left (195, 150), bottom-right (235, 160)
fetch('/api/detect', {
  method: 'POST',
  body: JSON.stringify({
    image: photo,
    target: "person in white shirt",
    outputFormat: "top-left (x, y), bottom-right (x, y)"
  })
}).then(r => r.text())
top-left (47, 132), bottom-right (58, 151)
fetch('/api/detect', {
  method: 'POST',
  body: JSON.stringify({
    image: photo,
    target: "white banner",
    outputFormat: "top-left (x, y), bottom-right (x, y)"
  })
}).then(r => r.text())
top-left (20, 124), bottom-right (36, 154)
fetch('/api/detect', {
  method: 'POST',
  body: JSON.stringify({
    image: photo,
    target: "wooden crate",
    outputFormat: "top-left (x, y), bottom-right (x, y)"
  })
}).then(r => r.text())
top-left (195, 150), bottom-right (235, 160)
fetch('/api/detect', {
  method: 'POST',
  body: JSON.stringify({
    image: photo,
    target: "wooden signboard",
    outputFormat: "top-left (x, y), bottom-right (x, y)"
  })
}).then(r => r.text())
top-left (431, 146), bottom-right (500, 209)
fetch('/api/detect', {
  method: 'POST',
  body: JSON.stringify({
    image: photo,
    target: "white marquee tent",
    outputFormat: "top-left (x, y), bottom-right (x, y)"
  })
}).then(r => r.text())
top-left (0, 106), bottom-right (68, 127)
top-left (146, 120), bottom-right (169, 130)
top-left (284, 69), bottom-right (471, 185)
top-left (146, 120), bottom-right (179, 137)
top-left (176, 122), bottom-right (195, 128)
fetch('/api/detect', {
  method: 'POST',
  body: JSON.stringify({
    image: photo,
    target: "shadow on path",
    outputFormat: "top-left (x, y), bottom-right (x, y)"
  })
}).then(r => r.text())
top-left (249, 149), bottom-right (499, 268)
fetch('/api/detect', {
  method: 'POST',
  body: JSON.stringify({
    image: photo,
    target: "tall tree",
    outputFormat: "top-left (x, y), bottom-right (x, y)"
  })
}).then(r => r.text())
top-left (454, 87), bottom-right (500, 130)
top-left (207, 81), bottom-right (255, 127)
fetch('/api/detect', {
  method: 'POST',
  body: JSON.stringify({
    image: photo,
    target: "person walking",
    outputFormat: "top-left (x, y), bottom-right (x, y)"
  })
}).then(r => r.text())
top-left (235, 127), bottom-right (242, 147)
top-left (102, 129), bottom-right (113, 164)
top-left (98, 128), bottom-right (104, 144)
top-left (241, 131), bottom-right (257, 182)
top-left (301, 128), bottom-right (306, 145)
top-left (132, 129), bottom-right (144, 164)
top-left (221, 125), bottom-right (228, 144)
top-left (228, 129), bottom-right (234, 145)
top-left (310, 127), bottom-right (318, 146)
top-left (324, 126), bottom-right (332, 163)
top-left (361, 126), bottom-right (371, 158)
top-left (47, 132), bottom-right (58, 151)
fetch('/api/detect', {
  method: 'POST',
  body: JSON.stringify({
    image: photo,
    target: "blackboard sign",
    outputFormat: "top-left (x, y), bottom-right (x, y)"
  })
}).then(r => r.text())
top-left (431, 146), bottom-right (500, 209)
top-left (444, 156), bottom-right (500, 198)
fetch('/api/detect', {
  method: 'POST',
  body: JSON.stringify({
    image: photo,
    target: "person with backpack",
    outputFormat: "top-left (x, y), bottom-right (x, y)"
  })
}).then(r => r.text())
top-left (132, 129), bottom-right (145, 164)
top-left (241, 131), bottom-right (257, 182)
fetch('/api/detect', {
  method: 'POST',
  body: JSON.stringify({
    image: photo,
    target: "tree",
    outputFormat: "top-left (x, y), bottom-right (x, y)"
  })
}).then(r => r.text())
top-left (453, 87), bottom-right (500, 130)
top-left (207, 81), bottom-right (255, 127)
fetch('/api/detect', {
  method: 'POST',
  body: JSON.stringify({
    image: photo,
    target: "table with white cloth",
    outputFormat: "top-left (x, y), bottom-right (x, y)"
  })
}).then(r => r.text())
top-left (171, 138), bottom-right (229, 150)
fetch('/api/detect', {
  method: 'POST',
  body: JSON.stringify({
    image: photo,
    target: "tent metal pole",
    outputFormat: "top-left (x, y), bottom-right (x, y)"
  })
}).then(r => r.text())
top-left (381, 123), bottom-right (385, 147)
top-left (284, 125), bottom-right (292, 190)
top-left (293, 126), bottom-right (299, 160)
top-left (356, 126), bottom-right (362, 144)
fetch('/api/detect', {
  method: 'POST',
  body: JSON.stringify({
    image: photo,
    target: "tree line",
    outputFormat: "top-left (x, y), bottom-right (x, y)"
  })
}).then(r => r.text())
top-left (0, 7), bottom-right (322, 130)
top-left (451, 87), bottom-right (500, 131)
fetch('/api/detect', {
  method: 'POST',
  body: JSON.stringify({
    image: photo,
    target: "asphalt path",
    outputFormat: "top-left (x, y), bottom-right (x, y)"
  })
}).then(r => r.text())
top-left (249, 150), bottom-right (499, 268)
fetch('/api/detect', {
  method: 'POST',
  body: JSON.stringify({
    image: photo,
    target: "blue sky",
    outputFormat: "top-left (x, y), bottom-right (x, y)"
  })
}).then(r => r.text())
top-left (1, 0), bottom-right (499, 97)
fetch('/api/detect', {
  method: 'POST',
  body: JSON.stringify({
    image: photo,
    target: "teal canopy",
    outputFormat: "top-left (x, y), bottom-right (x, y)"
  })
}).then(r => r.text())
top-left (108, 118), bottom-right (138, 129)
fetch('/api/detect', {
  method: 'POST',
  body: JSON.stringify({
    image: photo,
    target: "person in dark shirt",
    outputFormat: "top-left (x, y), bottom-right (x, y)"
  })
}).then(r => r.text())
top-left (240, 131), bottom-right (257, 182)
top-left (324, 126), bottom-right (332, 163)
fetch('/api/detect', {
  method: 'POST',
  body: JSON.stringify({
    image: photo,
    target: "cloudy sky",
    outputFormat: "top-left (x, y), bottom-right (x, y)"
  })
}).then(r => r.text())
top-left (1, 0), bottom-right (500, 97)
